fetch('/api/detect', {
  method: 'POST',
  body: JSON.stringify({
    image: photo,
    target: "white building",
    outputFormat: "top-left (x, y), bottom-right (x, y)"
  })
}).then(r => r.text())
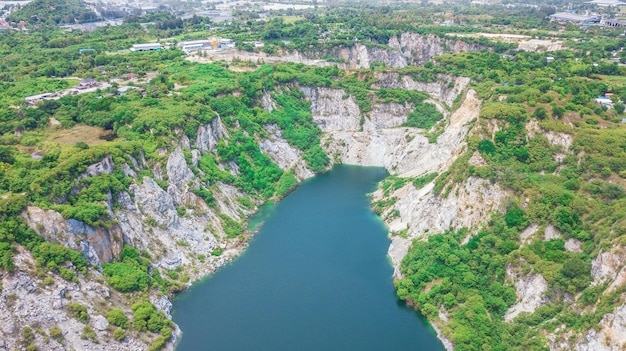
top-left (130, 43), bottom-right (162, 52)
top-left (178, 40), bottom-right (213, 52)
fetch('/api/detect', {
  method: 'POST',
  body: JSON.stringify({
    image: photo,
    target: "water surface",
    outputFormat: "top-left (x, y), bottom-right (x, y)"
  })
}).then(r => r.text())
top-left (173, 165), bottom-right (444, 351)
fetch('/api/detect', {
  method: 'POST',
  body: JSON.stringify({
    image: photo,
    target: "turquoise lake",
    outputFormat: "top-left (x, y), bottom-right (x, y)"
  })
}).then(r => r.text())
top-left (172, 165), bottom-right (444, 351)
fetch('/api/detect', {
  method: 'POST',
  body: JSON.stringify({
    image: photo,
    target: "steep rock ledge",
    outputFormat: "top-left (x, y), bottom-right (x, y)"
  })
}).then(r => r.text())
top-left (0, 247), bottom-right (163, 351)
top-left (322, 89), bottom-right (480, 176)
top-left (9, 116), bottom-right (282, 351)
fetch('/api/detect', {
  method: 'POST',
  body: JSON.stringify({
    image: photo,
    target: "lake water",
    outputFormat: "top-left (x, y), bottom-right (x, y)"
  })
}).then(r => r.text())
top-left (172, 165), bottom-right (444, 351)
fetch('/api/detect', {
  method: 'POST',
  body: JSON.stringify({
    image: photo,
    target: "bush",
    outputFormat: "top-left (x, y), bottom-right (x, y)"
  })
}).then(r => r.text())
top-left (219, 214), bottom-right (243, 238)
top-left (478, 139), bottom-right (495, 155)
top-left (132, 301), bottom-right (170, 333)
top-left (81, 325), bottom-right (97, 342)
top-left (102, 261), bottom-right (151, 292)
top-left (67, 303), bottom-right (90, 324)
top-left (106, 309), bottom-right (129, 329)
top-left (49, 325), bottom-right (63, 342)
top-left (404, 102), bottom-right (443, 129)
top-left (113, 327), bottom-right (126, 341)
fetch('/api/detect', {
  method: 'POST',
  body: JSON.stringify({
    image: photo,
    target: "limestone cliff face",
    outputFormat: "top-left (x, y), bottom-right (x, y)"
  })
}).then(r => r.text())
top-left (196, 115), bottom-right (229, 153)
top-left (504, 266), bottom-right (549, 322)
top-left (192, 32), bottom-right (486, 70)
top-left (389, 33), bottom-right (484, 65)
top-left (372, 72), bottom-right (470, 107)
top-left (322, 89), bottom-right (480, 176)
top-left (301, 86), bottom-right (361, 132)
top-left (323, 43), bottom-right (408, 69)
top-left (8, 113), bottom-right (317, 351)
top-left (259, 124), bottom-right (314, 180)
top-left (0, 248), bottom-right (162, 351)
top-left (309, 33), bottom-right (485, 69)
top-left (380, 176), bottom-right (508, 277)
top-left (22, 206), bottom-right (123, 266)
top-left (573, 304), bottom-right (626, 351)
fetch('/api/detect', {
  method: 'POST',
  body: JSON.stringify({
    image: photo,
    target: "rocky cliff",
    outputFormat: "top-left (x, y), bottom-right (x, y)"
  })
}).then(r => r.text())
top-left (3, 113), bottom-right (316, 351)
top-left (189, 32), bottom-right (485, 70)
top-left (313, 33), bottom-right (485, 69)
top-left (0, 245), bottom-right (174, 351)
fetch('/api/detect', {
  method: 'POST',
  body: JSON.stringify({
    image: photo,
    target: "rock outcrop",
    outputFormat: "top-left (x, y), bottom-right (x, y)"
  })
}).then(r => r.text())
top-left (323, 89), bottom-right (480, 176)
top-left (301, 87), bottom-right (361, 132)
top-left (188, 32), bottom-right (485, 71)
top-left (372, 72), bottom-right (470, 107)
top-left (0, 248), bottom-right (160, 351)
top-left (574, 304), bottom-right (626, 351)
top-left (504, 266), bottom-right (549, 321)
top-left (259, 124), bottom-right (314, 180)
top-left (21, 206), bottom-right (123, 266)
top-left (389, 33), bottom-right (484, 65)
top-left (196, 116), bottom-right (229, 153)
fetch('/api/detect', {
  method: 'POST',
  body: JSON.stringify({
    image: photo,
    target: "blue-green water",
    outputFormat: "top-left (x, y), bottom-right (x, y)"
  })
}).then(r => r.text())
top-left (172, 165), bottom-right (444, 351)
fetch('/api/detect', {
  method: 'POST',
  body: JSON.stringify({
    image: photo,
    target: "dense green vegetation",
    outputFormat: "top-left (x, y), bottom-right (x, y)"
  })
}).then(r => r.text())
top-left (1, 1), bottom-right (626, 349)
top-left (388, 16), bottom-right (626, 350)
top-left (7, 0), bottom-right (98, 25)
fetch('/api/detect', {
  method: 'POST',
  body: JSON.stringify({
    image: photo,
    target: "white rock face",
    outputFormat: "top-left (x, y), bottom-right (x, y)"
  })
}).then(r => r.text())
top-left (575, 304), bottom-right (626, 351)
top-left (390, 32), bottom-right (484, 65)
top-left (545, 131), bottom-right (573, 150)
top-left (520, 223), bottom-right (539, 245)
top-left (564, 239), bottom-right (582, 253)
top-left (373, 72), bottom-right (470, 107)
top-left (324, 89), bottom-right (481, 176)
top-left (166, 147), bottom-right (195, 188)
top-left (362, 102), bottom-right (413, 131)
top-left (259, 125), bottom-right (314, 180)
top-left (301, 87), bottom-right (361, 132)
top-left (21, 206), bottom-right (123, 266)
top-left (383, 177), bottom-right (508, 276)
top-left (196, 116), bottom-right (229, 152)
top-left (82, 154), bottom-right (114, 178)
top-left (592, 248), bottom-right (626, 293)
top-left (544, 224), bottom-right (562, 240)
top-left (504, 266), bottom-right (549, 321)
top-left (0, 249), bottom-right (160, 351)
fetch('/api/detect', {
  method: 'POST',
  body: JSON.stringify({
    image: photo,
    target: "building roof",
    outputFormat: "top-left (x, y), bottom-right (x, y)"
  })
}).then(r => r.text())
top-left (585, 0), bottom-right (626, 6)
top-left (131, 43), bottom-right (162, 49)
top-left (178, 40), bottom-right (212, 47)
top-left (550, 12), bottom-right (600, 23)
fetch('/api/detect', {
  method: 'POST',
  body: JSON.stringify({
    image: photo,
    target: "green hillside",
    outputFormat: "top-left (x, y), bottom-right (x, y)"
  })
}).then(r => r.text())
top-left (6, 0), bottom-right (99, 25)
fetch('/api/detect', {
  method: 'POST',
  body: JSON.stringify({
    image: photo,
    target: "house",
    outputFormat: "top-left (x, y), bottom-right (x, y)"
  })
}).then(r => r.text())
top-left (546, 56), bottom-right (555, 63)
top-left (117, 86), bottom-right (145, 96)
top-left (550, 12), bottom-right (601, 24)
top-left (78, 78), bottom-right (99, 89)
top-left (603, 18), bottom-right (626, 27)
top-left (25, 93), bottom-right (54, 105)
top-left (596, 96), bottom-right (614, 108)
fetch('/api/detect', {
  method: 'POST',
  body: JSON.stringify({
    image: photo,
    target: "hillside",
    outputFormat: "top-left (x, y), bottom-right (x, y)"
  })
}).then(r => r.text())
top-left (1, 4), bottom-right (626, 351)
top-left (6, 0), bottom-right (99, 25)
